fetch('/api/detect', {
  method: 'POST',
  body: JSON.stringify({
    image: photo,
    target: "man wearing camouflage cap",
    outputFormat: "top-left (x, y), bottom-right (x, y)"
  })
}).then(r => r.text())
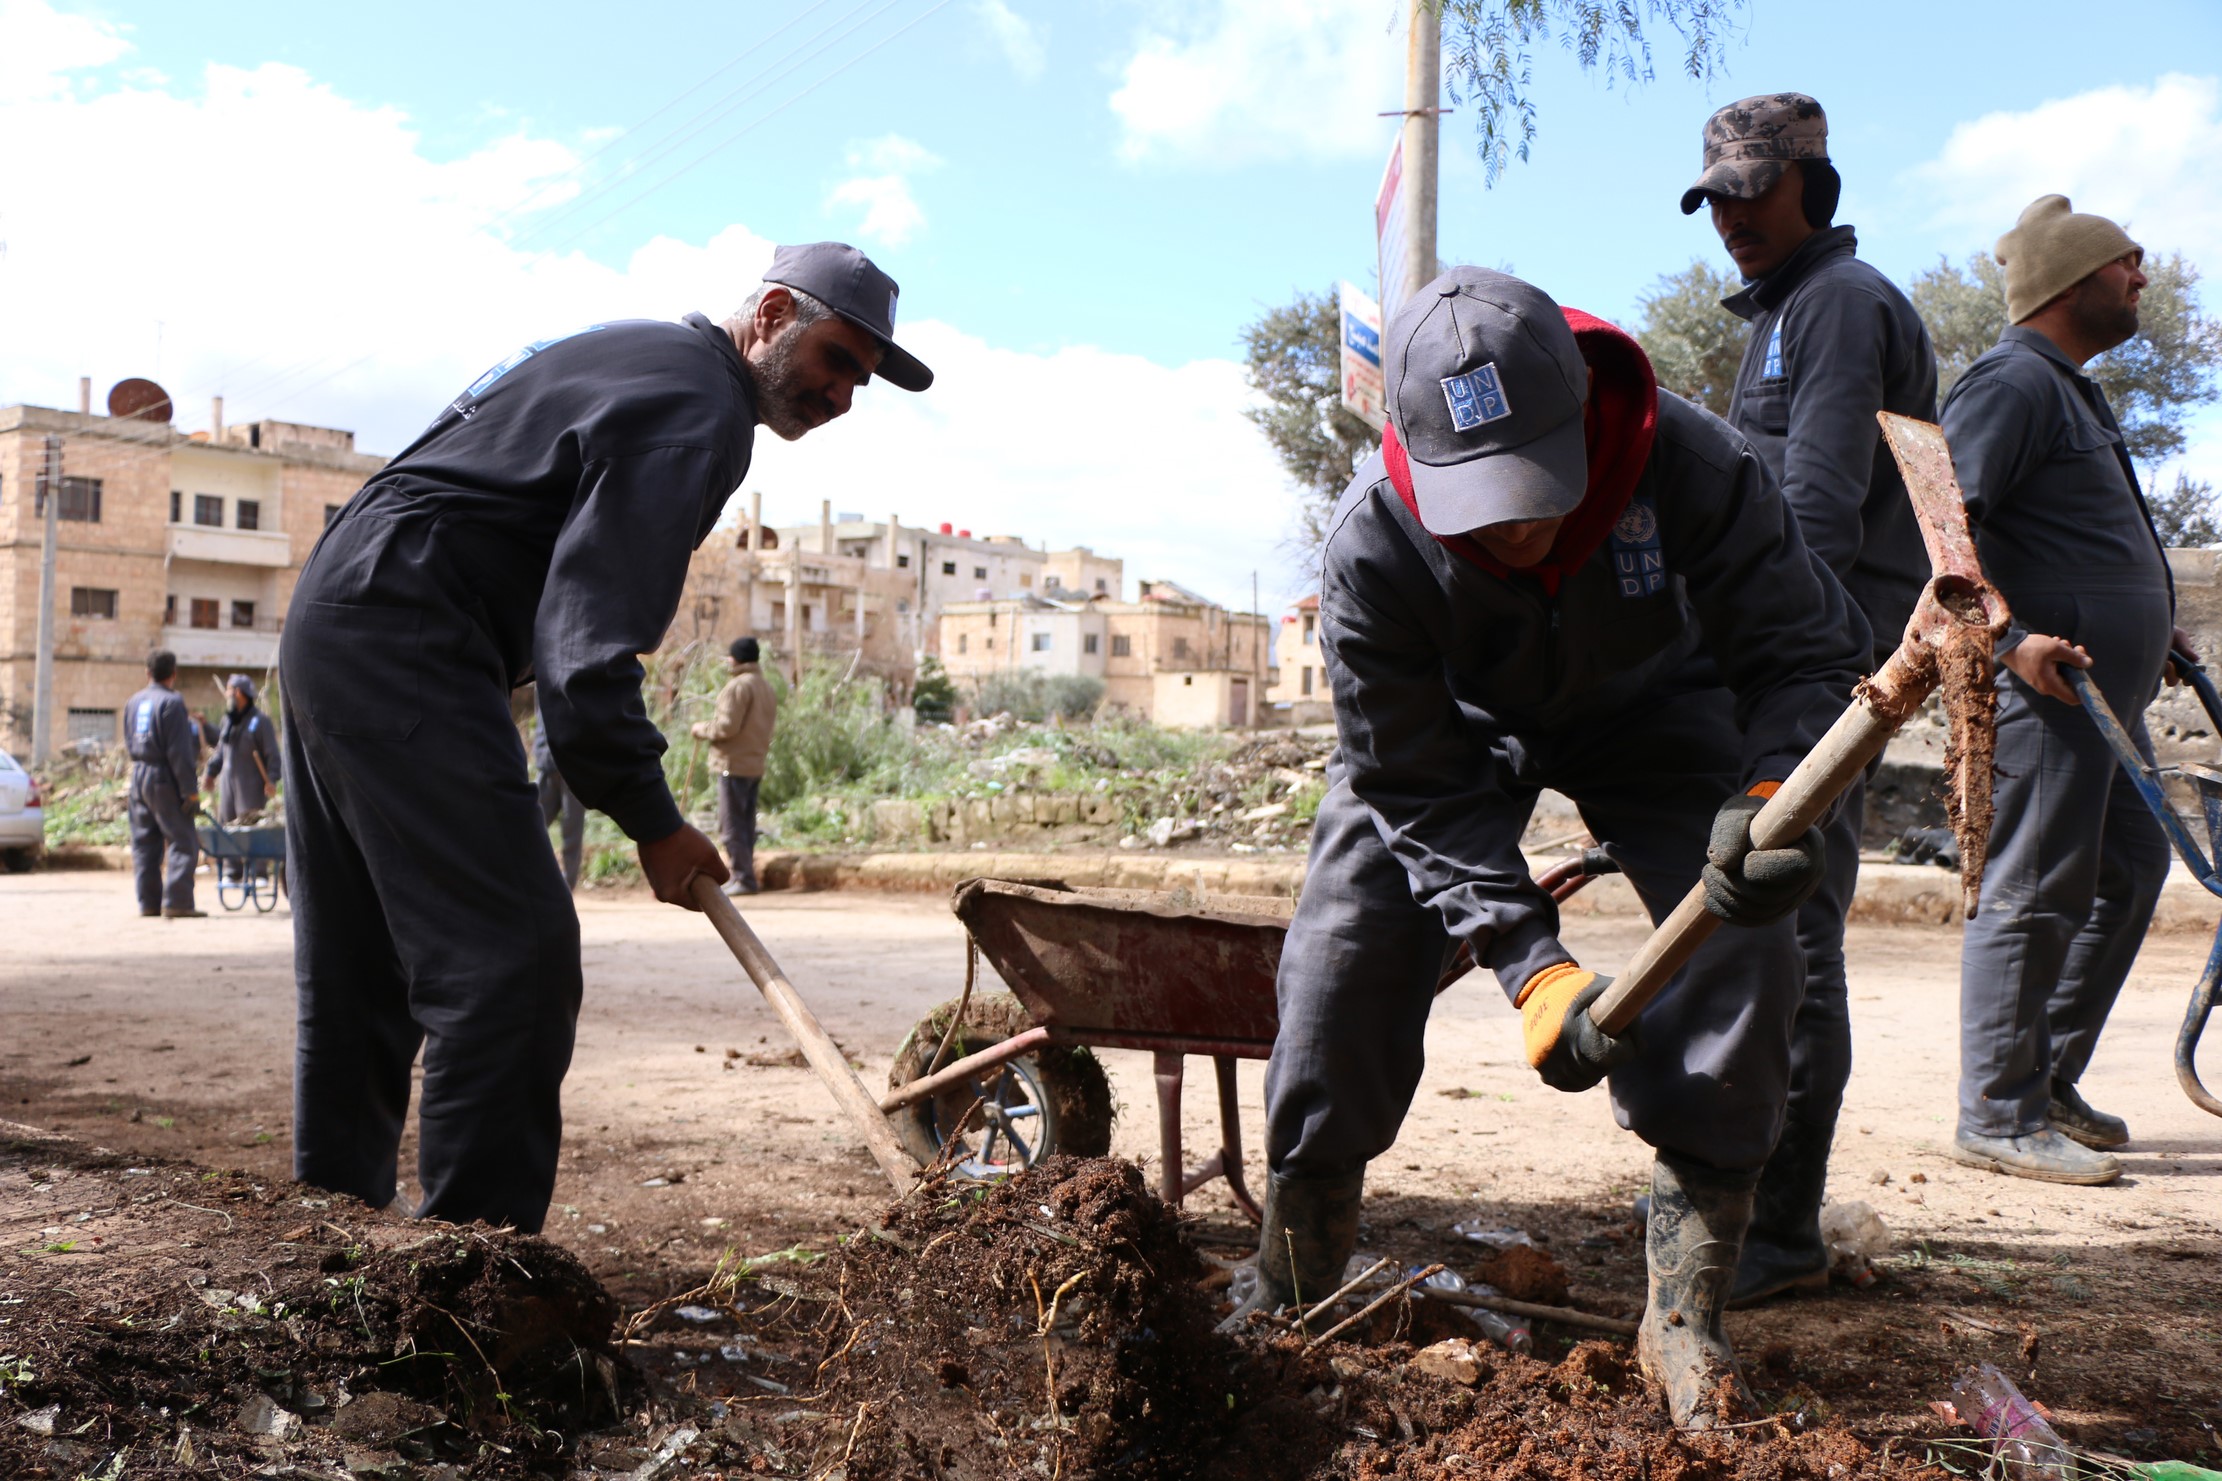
top-left (1944, 196), bottom-right (2193, 1185)
top-left (1679, 93), bottom-right (1938, 1305)
top-left (1228, 266), bottom-right (1867, 1427)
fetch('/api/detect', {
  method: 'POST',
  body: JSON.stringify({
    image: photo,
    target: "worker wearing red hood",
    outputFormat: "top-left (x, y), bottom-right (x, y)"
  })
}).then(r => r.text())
top-left (1230, 268), bottom-right (1869, 1428)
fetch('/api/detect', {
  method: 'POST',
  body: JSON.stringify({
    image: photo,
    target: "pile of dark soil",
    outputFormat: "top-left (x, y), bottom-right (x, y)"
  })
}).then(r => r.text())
top-left (0, 1128), bottom-right (621, 1479)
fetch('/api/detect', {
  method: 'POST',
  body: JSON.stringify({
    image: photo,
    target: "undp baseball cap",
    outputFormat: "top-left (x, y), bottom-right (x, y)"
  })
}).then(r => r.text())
top-left (761, 241), bottom-right (933, 392)
top-left (1386, 267), bottom-right (1588, 535)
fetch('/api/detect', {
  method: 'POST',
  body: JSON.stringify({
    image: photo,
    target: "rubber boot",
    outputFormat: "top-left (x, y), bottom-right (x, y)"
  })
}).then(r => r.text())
top-left (1216, 1169), bottom-right (1363, 1334)
top-left (1729, 1112), bottom-right (1832, 1308)
top-left (1636, 1156), bottom-right (1760, 1430)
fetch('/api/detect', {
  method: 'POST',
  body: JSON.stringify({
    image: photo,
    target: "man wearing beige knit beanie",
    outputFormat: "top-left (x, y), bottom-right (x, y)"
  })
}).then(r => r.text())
top-left (1943, 194), bottom-right (2196, 1186)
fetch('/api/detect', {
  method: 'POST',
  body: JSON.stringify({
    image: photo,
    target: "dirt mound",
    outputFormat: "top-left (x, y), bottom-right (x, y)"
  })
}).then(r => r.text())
top-left (1475, 1241), bottom-right (1571, 1305)
top-left (0, 1129), bottom-right (621, 1479)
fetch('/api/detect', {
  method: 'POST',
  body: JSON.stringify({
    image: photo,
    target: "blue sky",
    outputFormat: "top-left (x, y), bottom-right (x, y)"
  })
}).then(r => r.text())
top-left (4, 0), bottom-right (2219, 611)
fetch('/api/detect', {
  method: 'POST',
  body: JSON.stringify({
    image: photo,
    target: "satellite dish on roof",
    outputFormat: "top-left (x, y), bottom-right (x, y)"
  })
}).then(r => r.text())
top-left (107, 378), bottom-right (173, 422)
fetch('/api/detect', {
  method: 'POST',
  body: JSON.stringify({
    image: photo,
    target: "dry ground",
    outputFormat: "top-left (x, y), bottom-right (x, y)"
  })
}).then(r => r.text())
top-left (3, 868), bottom-right (2219, 1463)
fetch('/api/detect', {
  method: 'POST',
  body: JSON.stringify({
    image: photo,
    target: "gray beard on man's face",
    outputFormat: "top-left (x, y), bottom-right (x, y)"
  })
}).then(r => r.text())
top-left (748, 324), bottom-right (816, 441)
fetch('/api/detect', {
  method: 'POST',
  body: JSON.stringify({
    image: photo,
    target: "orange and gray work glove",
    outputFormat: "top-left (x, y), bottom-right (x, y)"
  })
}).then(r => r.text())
top-left (1518, 963), bottom-right (1640, 1093)
top-left (1701, 782), bottom-right (1826, 927)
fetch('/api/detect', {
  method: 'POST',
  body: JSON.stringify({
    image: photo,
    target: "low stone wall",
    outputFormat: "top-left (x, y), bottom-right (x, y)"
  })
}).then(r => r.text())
top-left (816, 793), bottom-right (1130, 849)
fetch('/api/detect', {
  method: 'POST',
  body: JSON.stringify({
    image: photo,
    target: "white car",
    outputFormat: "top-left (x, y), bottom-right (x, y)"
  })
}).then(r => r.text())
top-left (0, 748), bottom-right (45, 871)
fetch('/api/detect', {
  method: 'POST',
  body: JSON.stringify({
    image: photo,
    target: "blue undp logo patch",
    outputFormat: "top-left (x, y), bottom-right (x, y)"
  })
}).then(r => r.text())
top-left (1441, 363), bottom-right (1513, 433)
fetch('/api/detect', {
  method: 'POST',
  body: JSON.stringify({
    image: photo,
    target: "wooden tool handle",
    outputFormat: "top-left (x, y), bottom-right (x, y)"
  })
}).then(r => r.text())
top-left (691, 876), bottom-right (919, 1192)
top-left (1584, 693), bottom-right (1904, 1037)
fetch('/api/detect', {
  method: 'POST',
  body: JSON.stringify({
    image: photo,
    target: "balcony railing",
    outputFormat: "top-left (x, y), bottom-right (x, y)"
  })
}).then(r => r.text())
top-left (168, 524), bottom-right (293, 568)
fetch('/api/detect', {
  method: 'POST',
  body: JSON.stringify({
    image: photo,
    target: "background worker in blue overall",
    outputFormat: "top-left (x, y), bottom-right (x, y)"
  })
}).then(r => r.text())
top-left (281, 242), bottom-right (932, 1234)
top-left (1234, 268), bottom-right (1867, 1429)
top-left (1945, 197), bottom-right (2192, 1186)
top-left (1679, 93), bottom-right (1939, 1303)
top-left (125, 649), bottom-right (204, 919)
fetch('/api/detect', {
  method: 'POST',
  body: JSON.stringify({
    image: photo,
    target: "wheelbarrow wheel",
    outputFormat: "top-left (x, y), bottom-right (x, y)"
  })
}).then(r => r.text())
top-left (887, 991), bottom-right (1114, 1179)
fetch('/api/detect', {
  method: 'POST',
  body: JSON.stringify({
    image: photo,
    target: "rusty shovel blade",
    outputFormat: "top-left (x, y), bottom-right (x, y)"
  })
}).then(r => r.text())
top-left (1876, 413), bottom-right (2012, 916)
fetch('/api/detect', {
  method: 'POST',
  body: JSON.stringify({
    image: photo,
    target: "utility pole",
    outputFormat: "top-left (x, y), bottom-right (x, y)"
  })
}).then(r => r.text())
top-left (1399, 0), bottom-right (1442, 308)
top-left (31, 435), bottom-right (61, 765)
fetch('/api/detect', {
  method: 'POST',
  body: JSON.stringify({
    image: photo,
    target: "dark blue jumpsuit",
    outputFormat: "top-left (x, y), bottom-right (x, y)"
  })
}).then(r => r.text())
top-left (281, 314), bottom-right (756, 1231)
top-left (1722, 225), bottom-right (1937, 1209)
top-left (125, 683), bottom-right (201, 914)
top-left (1945, 326), bottom-right (2173, 1138)
top-left (1266, 387), bottom-right (1869, 1181)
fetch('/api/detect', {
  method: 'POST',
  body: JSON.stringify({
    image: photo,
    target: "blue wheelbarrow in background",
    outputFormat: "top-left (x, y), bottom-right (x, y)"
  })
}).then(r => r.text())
top-left (2067, 657), bottom-right (2222, 1118)
top-left (194, 819), bottom-right (287, 914)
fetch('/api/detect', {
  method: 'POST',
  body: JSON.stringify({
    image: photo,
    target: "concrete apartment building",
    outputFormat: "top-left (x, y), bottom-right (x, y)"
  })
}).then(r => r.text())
top-left (939, 577), bottom-right (1273, 728)
top-left (0, 387), bottom-right (383, 758)
top-left (769, 513), bottom-right (1124, 652)
top-left (1277, 593), bottom-right (1332, 723)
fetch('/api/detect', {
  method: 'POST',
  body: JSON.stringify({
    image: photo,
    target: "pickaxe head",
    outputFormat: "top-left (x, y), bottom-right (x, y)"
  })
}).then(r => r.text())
top-left (1876, 413), bottom-right (2013, 917)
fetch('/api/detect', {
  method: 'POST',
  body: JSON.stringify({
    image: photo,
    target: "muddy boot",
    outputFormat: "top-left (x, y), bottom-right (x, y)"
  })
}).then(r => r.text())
top-left (1216, 1169), bottom-right (1363, 1333)
top-left (1636, 1156), bottom-right (1760, 1430)
top-left (2047, 1078), bottom-right (2129, 1150)
top-left (1730, 1113), bottom-right (1832, 1309)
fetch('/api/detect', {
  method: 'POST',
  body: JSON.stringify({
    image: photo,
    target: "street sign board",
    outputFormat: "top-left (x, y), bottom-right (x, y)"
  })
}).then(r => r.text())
top-left (1375, 135), bottom-right (1408, 326)
top-left (1338, 280), bottom-right (1385, 431)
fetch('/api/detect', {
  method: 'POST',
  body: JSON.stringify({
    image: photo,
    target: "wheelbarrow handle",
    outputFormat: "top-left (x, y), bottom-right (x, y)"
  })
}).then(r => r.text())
top-left (690, 876), bottom-right (920, 1192)
top-left (2170, 653), bottom-right (2222, 737)
top-left (2063, 666), bottom-right (2221, 885)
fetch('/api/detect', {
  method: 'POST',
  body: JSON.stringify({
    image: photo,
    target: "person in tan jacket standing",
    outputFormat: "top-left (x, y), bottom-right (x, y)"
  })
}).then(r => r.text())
top-left (693, 637), bottom-right (778, 895)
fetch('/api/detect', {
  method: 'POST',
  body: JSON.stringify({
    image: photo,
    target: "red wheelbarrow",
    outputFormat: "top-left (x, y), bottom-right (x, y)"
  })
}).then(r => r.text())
top-left (878, 858), bottom-right (1612, 1220)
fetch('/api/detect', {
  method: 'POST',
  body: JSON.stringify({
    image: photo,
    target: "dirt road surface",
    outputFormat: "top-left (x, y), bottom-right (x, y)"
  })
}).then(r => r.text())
top-left (4, 869), bottom-right (2219, 1458)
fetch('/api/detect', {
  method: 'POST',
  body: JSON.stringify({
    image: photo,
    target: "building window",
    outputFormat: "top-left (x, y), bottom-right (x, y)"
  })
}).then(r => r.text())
top-left (1083, 634), bottom-right (1099, 655)
top-left (770, 600), bottom-right (786, 627)
top-left (896, 553), bottom-right (910, 568)
top-left (232, 600), bottom-right (257, 629)
top-left (164, 594), bottom-right (177, 625)
top-left (171, 489), bottom-right (182, 522)
top-left (942, 560), bottom-right (957, 576)
top-left (973, 566), bottom-right (987, 580)
top-left (70, 587), bottom-right (119, 619)
top-left (1301, 667), bottom-right (1313, 697)
top-left (325, 504), bottom-right (342, 526)
top-left (1031, 632), bottom-right (1051, 652)
top-left (236, 499), bottom-right (261, 531)
top-left (42, 475), bottom-right (102, 523)
top-left (1302, 614), bottom-right (1316, 646)
top-left (956, 633), bottom-right (968, 654)
top-left (1095, 578), bottom-right (1107, 593)
top-left (66, 708), bottom-right (117, 746)
top-left (194, 494), bottom-right (223, 527)
top-left (1020, 572), bottom-right (1033, 588)
top-left (1173, 636), bottom-right (1191, 660)
top-left (984, 637), bottom-right (993, 652)
top-left (190, 598), bottom-right (220, 630)
top-left (1111, 635), bottom-right (1132, 658)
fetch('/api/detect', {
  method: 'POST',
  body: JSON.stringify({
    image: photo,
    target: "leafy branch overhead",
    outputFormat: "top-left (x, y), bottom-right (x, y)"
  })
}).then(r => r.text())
top-left (1240, 287), bottom-right (1382, 572)
top-left (1438, 1), bottom-right (1750, 184)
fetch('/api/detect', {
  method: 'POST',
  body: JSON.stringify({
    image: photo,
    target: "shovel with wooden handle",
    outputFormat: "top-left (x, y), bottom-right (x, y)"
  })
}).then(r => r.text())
top-left (1584, 413), bottom-right (2011, 1038)
top-left (690, 875), bottom-right (921, 1193)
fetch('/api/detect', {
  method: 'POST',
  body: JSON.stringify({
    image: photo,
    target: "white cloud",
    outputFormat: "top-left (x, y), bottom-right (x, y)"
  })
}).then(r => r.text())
top-left (1109, 0), bottom-right (1399, 166)
top-left (972, 0), bottom-right (1045, 80)
top-left (1906, 73), bottom-right (2222, 269)
top-left (1906, 74), bottom-right (2222, 502)
top-left (826, 134), bottom-right (943, 248)
top-left (0, 0), bottom-right (124, 102)
top-left (0, 5), bottom-right (1304, 609)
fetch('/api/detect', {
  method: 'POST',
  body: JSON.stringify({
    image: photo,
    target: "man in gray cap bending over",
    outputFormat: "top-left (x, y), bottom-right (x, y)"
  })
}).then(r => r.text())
top-left (1945, 197), bottom-right (2191, 1185)
top-left (281, 243), bottom-right (932, 1233)
top-left (1230, 266), bottom-right (1866, 1427)
top-left (1678, 93), bottom-right (1938, 1304)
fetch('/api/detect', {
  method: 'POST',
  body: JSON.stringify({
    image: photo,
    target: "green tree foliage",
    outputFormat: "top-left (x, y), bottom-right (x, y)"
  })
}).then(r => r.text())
top-left (2151, 472), bottom-right (2222, 549)
top-left (1439, 0), bottom-right (1750, 184)
top-left (973, 670), bottom-right (1105, 722)
top-left (911, 655), bottom-right (956, 725)
top-left (1240, 285), bottom-right (1381, 573)
top-left (1907, 252), bottom-right (2010, 396)
top-left (1632, 259), bottom-right (1746, 415)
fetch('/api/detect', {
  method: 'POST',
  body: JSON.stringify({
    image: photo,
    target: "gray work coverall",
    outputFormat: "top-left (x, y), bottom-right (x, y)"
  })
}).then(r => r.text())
top-left (1723, 225), bottom-right (1937, 1180)
top-left (125, 683), bottom-right (200, 913)
top-left (281, 313), bottom-right (756, 1232)
top-left (208, 705), bottom-right (283, 822)
top-left (1268, 392), bottom-right (1870, 1180)
top-left (1945, 326), bottom-right (2173, 1139)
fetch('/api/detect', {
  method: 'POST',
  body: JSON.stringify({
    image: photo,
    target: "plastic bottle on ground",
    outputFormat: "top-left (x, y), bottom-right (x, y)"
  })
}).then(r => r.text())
top-left (1950, 1363), bottom-right (2071, 1481)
